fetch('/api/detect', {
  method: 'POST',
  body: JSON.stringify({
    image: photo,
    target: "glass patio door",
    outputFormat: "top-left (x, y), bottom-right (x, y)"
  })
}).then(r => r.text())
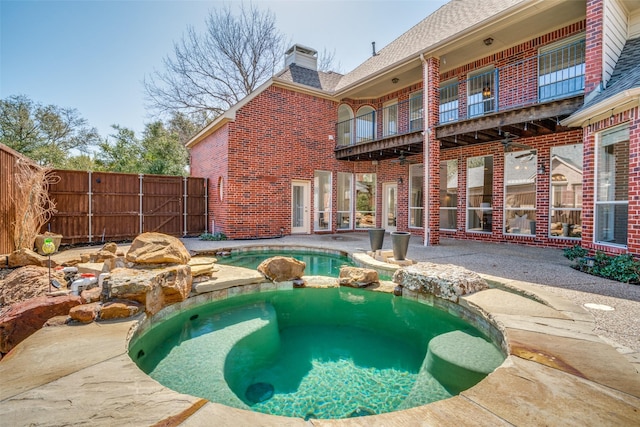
top-left (291, 180), bottom-right (310, 234)
top-left (382, 182), bottom-right (397, 232)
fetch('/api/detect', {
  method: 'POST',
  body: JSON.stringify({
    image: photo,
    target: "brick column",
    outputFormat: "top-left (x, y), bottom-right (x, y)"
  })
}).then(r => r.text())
top-left (423, 56), bottom-right (440, 246)
top-left (585, 0), bottom-right (604, 95)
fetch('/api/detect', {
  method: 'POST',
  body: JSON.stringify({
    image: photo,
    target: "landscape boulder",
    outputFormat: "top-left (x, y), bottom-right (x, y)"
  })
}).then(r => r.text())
top-left (0, 295), bottom-right (82, 353)
top-left (0, 265), bottom-right (66, 306)
top-left (69, 302), bottom-right (100, 323)
top-left (258, 256), bottom-right (306, 282)
top-left (126, 232), bottom-right (191, 265)
top-left (7, 248), bottom-right (56, 268)
top-left (100, 300), bottom-right (143, 320)
top-left (393, 262), bottom-right (488, 303)
top-left (339, 267), bottom-right (379, 288)
top-left (106, 264), bottom-right (192, 315)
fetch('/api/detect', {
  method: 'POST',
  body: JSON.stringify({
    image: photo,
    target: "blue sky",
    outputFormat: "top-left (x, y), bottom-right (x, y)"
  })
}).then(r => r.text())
top-left (1, 0), bottom-right (447, 138)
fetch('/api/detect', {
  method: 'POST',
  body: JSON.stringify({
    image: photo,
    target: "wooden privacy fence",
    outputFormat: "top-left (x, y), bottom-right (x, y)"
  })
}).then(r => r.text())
top-left (0, 144), bottom-right (25, 255)
top-left (47, 170), bottom-right (208, 245)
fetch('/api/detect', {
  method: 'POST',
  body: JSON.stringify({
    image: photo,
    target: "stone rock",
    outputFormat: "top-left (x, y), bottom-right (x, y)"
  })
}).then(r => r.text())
top-left (103, 257), bottom-right (126, 272)
top-left (257, 256), bottom-right (306, 282)
top-left (106, 264), bottom-right (192, 315)
top-left (126, 232), bottom-right (191, 265)
top-left (69, 302), bottom-right (100, 323)
top-left (101, 242), bottom-right (118, 253)
top-left (8, 248), bottom-right (56, 268)
top-left (393, 262), bottom-right (488, 303)
top-left (81, 286), bottom-right (102, 303)
top-left (338, 267), bottom-right (379, 288)
top-left (100, 300), bottom-right (142, 320)
top-left (0, 266), bottom-right (67, 306)
top-left (0, 295), bottom-right (82, 353)
top-left (92, 250), bottom-right (116, 263)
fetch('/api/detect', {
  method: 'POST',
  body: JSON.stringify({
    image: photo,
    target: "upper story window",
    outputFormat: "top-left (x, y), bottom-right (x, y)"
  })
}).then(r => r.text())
top-left (355, 106), bottom-right (376, 143)
top-left (409, 91), bottom-right (423, 131)
top-left (467, 67), bottom-right (495, 117)
top-left (439, 80), bottom-right (458, 124)
top-left (538, 34), bottom-right (585, 101)
top-left (336, 105), bottom-right (353, 147)
top-left (382, 99), bottom-right (398, 138)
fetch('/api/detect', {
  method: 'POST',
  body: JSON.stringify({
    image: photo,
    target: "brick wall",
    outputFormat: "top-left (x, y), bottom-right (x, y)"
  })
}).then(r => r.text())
top-left (585, 0), bottom-right (604, 95)
top-left (439, 129), bottom-right (585, 248)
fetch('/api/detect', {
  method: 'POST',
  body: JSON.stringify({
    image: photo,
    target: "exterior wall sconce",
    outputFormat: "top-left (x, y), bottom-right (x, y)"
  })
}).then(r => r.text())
top-left (537, 164), bottom-right (546, 174)
top-left (392, 78), bottom-right (399, 84)
top-left (483, 37), bottom-right (494, 46)
top-left (397, 177), bottom-right (403, 184)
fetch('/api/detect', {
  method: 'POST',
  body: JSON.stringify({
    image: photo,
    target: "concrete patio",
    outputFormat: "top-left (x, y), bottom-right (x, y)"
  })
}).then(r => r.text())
top-left (1, 234), bottom-right (639, 426)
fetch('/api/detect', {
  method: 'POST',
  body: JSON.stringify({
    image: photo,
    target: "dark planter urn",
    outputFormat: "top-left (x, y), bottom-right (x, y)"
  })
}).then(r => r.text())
top-left (368, 228), bottom-right (386, 252)
top-left (391, 231), bottom-right (411, 261)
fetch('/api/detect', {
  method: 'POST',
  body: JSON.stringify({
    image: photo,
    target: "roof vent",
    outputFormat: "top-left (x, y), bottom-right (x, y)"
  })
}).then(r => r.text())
top-left (284, 44), bottom-right (318, 70)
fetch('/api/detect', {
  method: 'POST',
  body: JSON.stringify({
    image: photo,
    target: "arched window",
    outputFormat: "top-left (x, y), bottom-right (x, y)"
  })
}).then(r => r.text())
top-left (356, 106), bottom-right (376, 143)
top-left (336, 105), bottom-right (353, 147)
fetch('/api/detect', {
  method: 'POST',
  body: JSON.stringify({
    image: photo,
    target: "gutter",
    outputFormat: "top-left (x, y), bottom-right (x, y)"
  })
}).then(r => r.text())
top-left (561, 87), bottom-right (640, 128)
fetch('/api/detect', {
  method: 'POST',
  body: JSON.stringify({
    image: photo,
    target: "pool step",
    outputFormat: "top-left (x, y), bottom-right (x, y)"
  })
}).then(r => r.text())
top-left (426, 330), bottom-right (504, 393)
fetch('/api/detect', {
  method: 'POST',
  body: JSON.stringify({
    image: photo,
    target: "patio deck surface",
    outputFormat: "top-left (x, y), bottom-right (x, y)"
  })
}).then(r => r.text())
top-left (1, 234), bottom-right (639, 426)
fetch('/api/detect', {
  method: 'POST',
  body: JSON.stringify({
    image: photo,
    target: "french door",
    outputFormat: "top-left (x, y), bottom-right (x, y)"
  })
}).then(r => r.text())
top-left (291, 180), bottom-right (311, 234)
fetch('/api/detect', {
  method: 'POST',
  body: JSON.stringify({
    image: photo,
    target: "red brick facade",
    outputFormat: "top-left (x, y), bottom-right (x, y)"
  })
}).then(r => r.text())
top-left (189, 2), bottom-right (639, 256)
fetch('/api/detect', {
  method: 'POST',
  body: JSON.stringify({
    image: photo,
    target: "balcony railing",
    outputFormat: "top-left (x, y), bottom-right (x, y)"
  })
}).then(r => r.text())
top-left (438, 39), bottom-right (585, 125)
top-left (336, 95), bottom-right (423, 148)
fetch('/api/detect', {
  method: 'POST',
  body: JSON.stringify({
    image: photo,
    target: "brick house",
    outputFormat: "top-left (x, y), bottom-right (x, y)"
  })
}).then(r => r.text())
top-left (187, 0), bottom-right (640, 256)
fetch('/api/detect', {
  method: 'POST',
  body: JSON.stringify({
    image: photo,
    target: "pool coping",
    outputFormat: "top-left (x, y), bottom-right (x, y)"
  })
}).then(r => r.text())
top-left (1, 255), bottom-right (639, 426)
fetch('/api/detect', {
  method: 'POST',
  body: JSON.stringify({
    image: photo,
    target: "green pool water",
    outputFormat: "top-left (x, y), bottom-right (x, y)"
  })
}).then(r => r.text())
top-left (214, 249), bottom-right (356, 277)
top-left (130, 288), bottom-right (504, 420)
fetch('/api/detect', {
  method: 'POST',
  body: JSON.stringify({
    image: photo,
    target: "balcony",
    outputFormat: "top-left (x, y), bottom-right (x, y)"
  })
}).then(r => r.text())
top-left (437, 38), bottom-right (585, 148)
top-left (335, 96), bottom-right (424, 161)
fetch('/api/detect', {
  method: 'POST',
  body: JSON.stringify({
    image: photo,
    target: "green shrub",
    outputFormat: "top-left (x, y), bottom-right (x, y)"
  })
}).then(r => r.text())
top-left (562, 244), bottom-right (588, 261)
top-left (199, 232), bottom-right (227, 241)
top-left (565, 246), bottom-right (640, 285)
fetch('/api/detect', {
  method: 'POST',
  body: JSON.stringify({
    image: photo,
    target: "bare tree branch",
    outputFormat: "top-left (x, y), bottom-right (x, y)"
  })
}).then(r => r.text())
top-left (145, 2), bottom-right (285, 121)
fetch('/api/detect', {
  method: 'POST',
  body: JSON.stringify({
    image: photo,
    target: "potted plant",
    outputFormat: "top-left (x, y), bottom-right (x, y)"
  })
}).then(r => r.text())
top-left (391, 231), bottom-right (411, 261)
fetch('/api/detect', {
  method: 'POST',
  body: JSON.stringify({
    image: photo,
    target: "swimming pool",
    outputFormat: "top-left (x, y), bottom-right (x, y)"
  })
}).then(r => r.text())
top-left (214, 249), bottom-right (355, 277)
top-left (130, 287), bottom-right (504, 420)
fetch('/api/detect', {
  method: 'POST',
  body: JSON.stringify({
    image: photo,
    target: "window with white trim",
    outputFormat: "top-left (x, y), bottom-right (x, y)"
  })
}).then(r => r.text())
top-left (538, 34), bottom-right (585, 101)
top-left (504, 150), bottom-right (537, 235)
top-left (314, 171), bottom-right (332, 231)
top-left (439, 80), bottom-right (458, 123)
top-left (440, 160), bottom-right (457, 230)
top-left (337, 172), bottom-right (352, 229)
top-left (549, 144), bottom-right (583, 238)
top-left (382, 100), bottom-right (398, 137)
top-left (466, 155), bottom-right (493, 232)
top-left (337, 105), bottom-right (353, 146)
top-left (595, 125), bottom-right (629, 247)
top-left (355, 106), bottom-right (375, 142)
top-left (409, 164), bottom-right (424, 228)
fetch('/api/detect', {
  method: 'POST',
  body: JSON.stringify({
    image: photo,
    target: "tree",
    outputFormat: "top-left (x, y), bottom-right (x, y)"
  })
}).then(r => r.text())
top-left (0, 95), bottom-right (100, 167)
top-left (140, 121), bottom-right (189, 176)
top-left (144, 2), bottom-right (285, 120)
top-left (95, 122), bottom-right (189, 176)
top-left (95, 125), bottom-right (143, 173)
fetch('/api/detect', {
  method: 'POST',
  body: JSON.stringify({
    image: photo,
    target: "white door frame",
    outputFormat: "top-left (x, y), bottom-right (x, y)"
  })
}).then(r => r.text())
top-left (291, 180), bottom-right (311, 234)
top-left (382, 182), bottom-right (398, 232)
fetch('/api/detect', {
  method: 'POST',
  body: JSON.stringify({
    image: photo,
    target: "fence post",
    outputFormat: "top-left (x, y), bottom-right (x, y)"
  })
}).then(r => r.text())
top-left (88, 171), bottom-right (93, 243)
top-left (139, 174), bottom-right (144, 234)
top-left (183, 177), bottom-right (188, 237)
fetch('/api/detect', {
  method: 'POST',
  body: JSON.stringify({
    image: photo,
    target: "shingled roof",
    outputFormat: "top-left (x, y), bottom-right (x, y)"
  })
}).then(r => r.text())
top-left (334, 0), bottom-right (527, 92)
top-left (580, 36), bottom-right (640, 111)
top-left (275, 64), bottom-right (343, 92)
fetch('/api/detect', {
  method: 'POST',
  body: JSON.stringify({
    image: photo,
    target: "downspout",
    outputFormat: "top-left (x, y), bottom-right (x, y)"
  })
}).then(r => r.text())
top-left (420, 53), bottom-right (431, 246)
